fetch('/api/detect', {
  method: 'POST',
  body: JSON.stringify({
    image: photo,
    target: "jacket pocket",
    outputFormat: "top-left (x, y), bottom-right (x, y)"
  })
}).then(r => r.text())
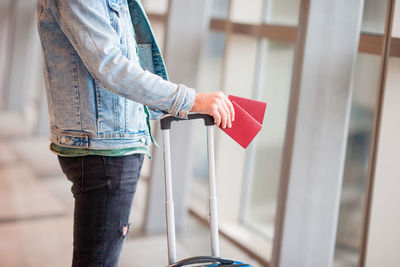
top-left (137, 43), bottom-right (154, 72)
top-left (95, 82), bottom-right (118, 134)
top-left (126, 100), bottom-right (147, 134)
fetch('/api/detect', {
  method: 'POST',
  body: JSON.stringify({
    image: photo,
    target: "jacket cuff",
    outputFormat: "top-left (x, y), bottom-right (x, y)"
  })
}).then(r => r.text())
top-left (148, 108), bottom-right (166, 120)
top-left (169, 84), bottom-right (196, 119)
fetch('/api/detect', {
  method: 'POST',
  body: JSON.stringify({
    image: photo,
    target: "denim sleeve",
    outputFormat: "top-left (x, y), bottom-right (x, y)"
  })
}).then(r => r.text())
top-left (148, 108), bottom-right (165, 120)
top-left (48, 0), bottom-right (195, 118)
top-left (147, 88), bottom-right (193, 120)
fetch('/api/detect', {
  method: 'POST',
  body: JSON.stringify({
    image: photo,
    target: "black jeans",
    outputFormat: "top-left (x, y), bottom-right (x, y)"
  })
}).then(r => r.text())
top-left (58, 154), bottom-right (144, 267)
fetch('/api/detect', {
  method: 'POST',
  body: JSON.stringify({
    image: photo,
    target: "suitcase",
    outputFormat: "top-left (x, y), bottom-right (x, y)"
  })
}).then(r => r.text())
top-left (160, 114), bottom-right (253, 267)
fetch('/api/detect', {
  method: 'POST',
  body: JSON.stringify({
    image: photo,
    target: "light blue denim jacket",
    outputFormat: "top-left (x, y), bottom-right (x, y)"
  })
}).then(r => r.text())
top-left (36, 0), bottom-right (196, 149)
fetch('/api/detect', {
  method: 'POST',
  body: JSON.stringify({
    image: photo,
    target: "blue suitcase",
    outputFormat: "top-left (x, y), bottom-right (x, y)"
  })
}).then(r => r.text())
top-left (160, 114), bottom-right (253, 267)
top-left (170, 256), bottom-right (252, 266)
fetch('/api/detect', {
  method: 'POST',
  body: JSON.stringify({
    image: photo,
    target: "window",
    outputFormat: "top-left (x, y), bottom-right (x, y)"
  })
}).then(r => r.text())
top-left (190, 1), bottom-right (300, 261)
top-left (230, 0), bottom-right (264, 24)
top-left (144, 0), bottom-right (398, 264)
top-left (334, 0), bottom-right (390, 265)
top-left (361, 0), bottom-right (388, 34)
top-left (264, 0), bottom-right (301, 26)
top-left (334, 53), bottom-right (382, 266)
top-left (192, 31), bottom-right (226, 201)
top-left (242, 39), bottom-right (296, 239)
top-left (211, 0), bottom-right (230, 19)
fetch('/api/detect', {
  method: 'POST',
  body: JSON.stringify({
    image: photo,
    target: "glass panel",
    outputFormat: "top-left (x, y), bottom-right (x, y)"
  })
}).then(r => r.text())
top-left (211, 0), bottom-right (230, 19)
top-left (215, 34), bottom-right (258, 222)
top-left (264, 0), bottom-right (301, 26)
top-left (230, 0), bottom-right (264, 24)
top-left (222, 34), bottom-right (258, 98)
top-left (191, 34), bottom-right (260, 214)
top-left (333, 53), bottom-right (381, 267)
top-left (242, 39), bottom-right (295, 238)
top-left (141, 0), bottom-right (169, 14)
top-left (361, 0), bottom-right (388, 34)
top-left (191, 31), bottom-right (226, 201)
top-left (197, 31), bottom-right (226, 94)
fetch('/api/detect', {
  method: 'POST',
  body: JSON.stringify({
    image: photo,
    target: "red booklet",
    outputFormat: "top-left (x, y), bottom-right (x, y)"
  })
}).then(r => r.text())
top-left (219, 95), bottom-right (267, 149)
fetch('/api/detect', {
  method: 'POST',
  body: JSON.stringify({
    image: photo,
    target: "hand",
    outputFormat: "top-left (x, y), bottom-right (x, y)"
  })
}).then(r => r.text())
top-left (190, 91), bottom-right (235, 129)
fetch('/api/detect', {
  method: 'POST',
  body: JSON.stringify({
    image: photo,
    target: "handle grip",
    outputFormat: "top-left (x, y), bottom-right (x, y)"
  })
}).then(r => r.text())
top-left (173, 256), bottom-right (234, 267)
top-left (160, 113), bottom-right (214, 130)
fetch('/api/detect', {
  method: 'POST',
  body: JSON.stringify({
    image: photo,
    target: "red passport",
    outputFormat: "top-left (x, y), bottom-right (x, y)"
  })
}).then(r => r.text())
top-left (219, 95), bottom-right (267, 149)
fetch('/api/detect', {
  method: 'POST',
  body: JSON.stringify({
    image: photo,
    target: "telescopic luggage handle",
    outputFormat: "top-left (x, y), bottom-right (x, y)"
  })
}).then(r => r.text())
top-left (160, 114), bottom-right (220, 266)
top-left (160, 113), bottom-right (215, 130)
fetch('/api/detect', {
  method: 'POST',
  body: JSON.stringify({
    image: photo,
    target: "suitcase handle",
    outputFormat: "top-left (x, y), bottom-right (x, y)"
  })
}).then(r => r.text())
top-left (160, 113), bottom-right (214, 130)
top-left (161, 113), bottom-right (219, 264)
top-left (173, 256), bottom-right (234, 267)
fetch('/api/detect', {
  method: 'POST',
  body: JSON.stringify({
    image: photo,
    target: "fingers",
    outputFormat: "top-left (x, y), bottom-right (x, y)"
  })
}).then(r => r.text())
top-left (212, 110), bottom-right (221, 127)
top-left (217, 104), bottom-right (228, 129)
top-left (215, 92), bottom-right (233, 129)
top-left (225, 97), bottom-right (235, 122)
top-left (191, 91), bottom-right (234, 128)
top-left (219, 99), bottom-right (231, 128)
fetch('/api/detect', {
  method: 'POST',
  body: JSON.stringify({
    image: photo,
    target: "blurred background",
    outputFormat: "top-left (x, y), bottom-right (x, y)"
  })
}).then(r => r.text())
top-left (0, 0), bottom-right (399, 266)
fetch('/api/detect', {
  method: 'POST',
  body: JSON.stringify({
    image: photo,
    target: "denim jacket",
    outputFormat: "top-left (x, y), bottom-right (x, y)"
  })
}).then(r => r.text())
top-left (36, 0), bottom-right (196, 149)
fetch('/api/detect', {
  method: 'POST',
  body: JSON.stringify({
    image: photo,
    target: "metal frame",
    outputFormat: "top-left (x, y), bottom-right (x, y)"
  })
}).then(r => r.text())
top-left (147, 14), bottom-right (400, 58)
top-left (358, 0), bottom-right (396, 266)
top-left (390, 37), bottom-right (400, 56)
top-left (271, 0), bottom-right (310, 265)
top-left (162, 129), bottom-right (177, 264)
top-left (207, 126), bottom-right (220, 257)
top-left (272, 0), bottom-right (311, 266)
top-left (238, 0), bottom-right (267, 226)
top-left (162, 125), bottom-right (219, 265)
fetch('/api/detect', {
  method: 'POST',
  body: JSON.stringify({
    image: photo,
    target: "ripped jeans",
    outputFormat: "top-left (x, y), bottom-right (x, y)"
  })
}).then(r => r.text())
top-left (58, 154), bottom-right (144, 267)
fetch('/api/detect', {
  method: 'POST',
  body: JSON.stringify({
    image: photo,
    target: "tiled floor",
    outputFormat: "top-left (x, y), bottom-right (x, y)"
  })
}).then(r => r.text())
top-left (0, 135), bottom-right (262, 267)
